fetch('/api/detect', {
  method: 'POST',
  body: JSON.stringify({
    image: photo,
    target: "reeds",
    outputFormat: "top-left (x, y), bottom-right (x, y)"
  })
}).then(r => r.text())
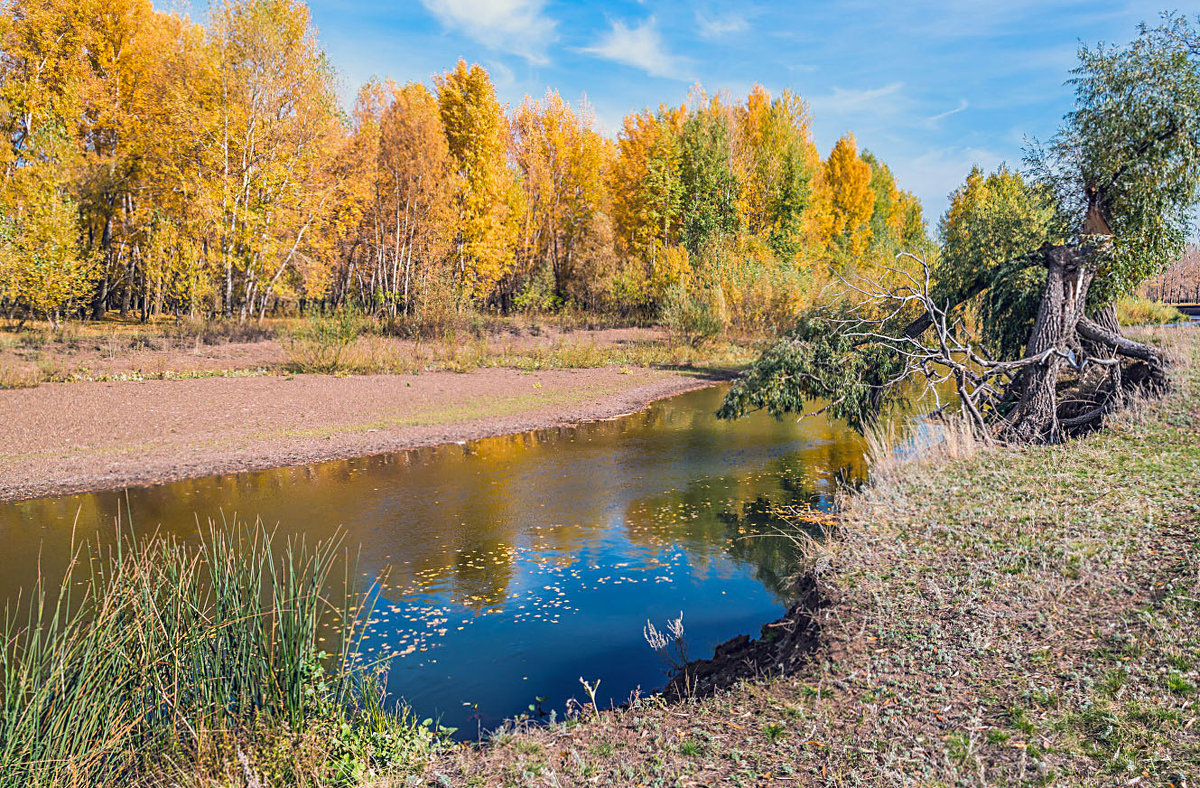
top-left (0, 518), bottom-right (434, 786)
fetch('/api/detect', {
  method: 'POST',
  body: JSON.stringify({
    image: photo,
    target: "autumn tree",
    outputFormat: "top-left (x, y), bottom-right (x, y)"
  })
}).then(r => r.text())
top-left (1142, 245), bottom-right (1200, 302)
top-left (609, 108), bottom-right (687, 306)
top-left (0, 0), bottom-right (98, 319)
top-left (436, 60), bottom-right (522, 304)
top-left (204, 0), bottom-right (341, 319)
top-left (510, 90), bottom-right (609, 307)
top-left (861, 153), bottom-right (925, 258)
top-left (0, 3), bottom-right (928, 326)
top-left (378, 83), bottom-right (457, 315)
top-left (818, 134), bottom-right (874, 267)
top-left (735, 86), bottom-right (820, 262)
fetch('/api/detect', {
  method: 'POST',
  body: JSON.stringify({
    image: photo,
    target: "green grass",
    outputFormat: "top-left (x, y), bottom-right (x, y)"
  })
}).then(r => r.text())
top-left (0, 520), bottom-right (441, 786)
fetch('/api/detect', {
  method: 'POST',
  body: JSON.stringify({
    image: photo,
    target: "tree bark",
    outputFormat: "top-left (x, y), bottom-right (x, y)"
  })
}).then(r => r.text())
top-left (1001, 244), bottom-right (1096, 443)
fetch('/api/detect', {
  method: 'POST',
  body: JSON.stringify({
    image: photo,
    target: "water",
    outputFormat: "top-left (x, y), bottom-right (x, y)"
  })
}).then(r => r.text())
top-left (0, 385), bottom-right (867, 735)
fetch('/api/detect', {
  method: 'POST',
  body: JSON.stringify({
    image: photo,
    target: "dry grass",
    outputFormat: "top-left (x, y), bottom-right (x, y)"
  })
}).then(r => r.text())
top-left (414, 327), bottom-right (1200, 786)
top-left (1, 314), bottom-right (758, 386)
top-left (284, 333), bottom-right (757, 377)
top-left (865, 410), bottom-right (982, 484)
top-left (1114, 294), bottom-right (1189, 326)
top-left (0, 364), bottom-right (38, 389)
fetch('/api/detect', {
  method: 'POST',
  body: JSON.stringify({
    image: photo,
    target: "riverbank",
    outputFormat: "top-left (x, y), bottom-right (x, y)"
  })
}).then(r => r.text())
top-left (0, 365), bottom-right (730, 502)
top-left (419, 325), bottom-right (1200, 786)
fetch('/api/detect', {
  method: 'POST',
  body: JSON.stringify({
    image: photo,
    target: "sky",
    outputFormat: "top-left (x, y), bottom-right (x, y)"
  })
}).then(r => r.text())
top-left (232, 0), bottom-right (1175, 223)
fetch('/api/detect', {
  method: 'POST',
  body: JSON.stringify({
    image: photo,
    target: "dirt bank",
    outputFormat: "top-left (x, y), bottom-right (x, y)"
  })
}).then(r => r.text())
top-left (0, 365), bottom-right (725, 502)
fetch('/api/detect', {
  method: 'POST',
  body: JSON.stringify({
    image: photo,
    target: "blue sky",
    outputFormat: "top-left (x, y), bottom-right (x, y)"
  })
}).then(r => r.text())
top-left (266, 0), bottom-right (1170, 223)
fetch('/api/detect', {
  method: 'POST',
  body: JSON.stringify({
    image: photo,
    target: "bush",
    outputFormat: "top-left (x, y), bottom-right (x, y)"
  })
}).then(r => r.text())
top-left (1114, 295), bottom-right (1188, 326)
top-left (169, 316), bottom-right (277, 345)
top-left (661, 284), bottom-right (727, 347)
top-left (284, 309), bottom-right (373, 373)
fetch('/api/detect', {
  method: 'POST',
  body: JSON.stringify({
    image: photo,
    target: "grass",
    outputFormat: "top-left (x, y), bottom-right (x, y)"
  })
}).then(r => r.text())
top-left (1114, 294), bottom-right (1189, 325)
top-left (418, 325), bottom-right (1200, 786)
top-left (0, 311), bottom-right (759, 386)
top-left (0, 519), bottom-right (442, 787)
top-left (283, 333), bottom-right (755, 377)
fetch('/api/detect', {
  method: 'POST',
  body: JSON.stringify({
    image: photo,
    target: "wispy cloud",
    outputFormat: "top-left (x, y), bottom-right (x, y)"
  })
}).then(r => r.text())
top-left (810, 82), bottom-right (907, 118)
top-left (927, 98), bottom-right (969, 124)
top-left (695, 10), bottom-right (749, 38)
top-left (420, 0), bottom-right (556, 64)
top-left (582, 17), bottom-right (692, 81)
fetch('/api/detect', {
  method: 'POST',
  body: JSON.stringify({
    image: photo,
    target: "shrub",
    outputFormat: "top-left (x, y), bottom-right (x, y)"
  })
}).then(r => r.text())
top-left (1114, 294), bottom-right (1188, 326)
top-left (660, 284), bottom-right (727, 347)
top-left (169, 316), bottom-right (277, 345)
top-left (284, 309), bottom-right (373, 373)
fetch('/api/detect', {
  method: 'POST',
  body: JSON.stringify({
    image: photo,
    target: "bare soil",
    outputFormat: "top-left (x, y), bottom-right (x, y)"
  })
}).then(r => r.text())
top-left (0, 365), bottom-right (723, 503)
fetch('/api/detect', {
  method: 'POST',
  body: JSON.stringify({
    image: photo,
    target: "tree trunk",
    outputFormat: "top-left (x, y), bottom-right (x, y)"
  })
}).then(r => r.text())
top-left (1001, 244), bottom-right (1096, 443)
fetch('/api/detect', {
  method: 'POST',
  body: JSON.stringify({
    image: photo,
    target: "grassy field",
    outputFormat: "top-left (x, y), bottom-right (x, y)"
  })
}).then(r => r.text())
top-left (0, 313), bottom-right (758, 388)
top-left (417, 325), bottom-right (1200, 787)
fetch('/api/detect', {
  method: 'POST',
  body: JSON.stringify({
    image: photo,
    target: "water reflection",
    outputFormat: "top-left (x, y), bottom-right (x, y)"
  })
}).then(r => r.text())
top-left (0, 385), bottom-right (867, 733)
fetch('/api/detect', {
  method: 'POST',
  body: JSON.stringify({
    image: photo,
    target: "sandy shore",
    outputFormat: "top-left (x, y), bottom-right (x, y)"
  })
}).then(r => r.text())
top-left (0, 366), bottom-right (725, 503)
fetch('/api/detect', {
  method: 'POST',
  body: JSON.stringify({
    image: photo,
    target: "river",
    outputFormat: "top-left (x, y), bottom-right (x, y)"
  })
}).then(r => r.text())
top-left (0, 384), bottom-right (867, 735)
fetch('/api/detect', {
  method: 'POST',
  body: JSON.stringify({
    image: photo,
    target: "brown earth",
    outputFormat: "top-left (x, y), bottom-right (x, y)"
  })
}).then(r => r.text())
top-left (0, 365), bottom-right (724, 503)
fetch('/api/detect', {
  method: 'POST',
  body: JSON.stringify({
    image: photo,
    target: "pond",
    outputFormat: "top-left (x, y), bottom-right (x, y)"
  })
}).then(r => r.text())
top-left (0, 384), bottom-right (867, 736)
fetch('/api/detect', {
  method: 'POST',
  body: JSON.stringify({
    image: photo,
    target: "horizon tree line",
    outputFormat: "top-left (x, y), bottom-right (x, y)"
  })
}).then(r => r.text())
top-left (0, 0), bottom-right (927, 328)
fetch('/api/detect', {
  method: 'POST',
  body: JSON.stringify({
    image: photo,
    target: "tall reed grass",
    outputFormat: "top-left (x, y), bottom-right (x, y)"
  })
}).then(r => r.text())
top-left (0, 519), bottom-right (437, 787)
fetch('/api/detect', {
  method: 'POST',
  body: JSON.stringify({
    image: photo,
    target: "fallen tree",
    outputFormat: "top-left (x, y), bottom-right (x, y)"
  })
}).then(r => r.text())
top-left (721, 14), bottom-right (1200, 444)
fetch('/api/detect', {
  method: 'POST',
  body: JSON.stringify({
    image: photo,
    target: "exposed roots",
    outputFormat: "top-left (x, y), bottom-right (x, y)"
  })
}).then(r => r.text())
top-left (663, 576), bottom-right (825, 701)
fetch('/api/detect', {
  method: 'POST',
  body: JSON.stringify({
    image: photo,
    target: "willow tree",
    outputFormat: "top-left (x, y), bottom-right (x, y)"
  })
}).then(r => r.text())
top-left (720, 16), bottom-right (1200, 443)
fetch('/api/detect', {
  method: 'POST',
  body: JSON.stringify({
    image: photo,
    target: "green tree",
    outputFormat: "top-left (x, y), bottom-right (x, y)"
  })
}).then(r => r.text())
top-left (722, 16), bottom-right (1200, 444)
top-left (677, 99), bottom-right (740, 257)
top-left (936, 165), bottom-right (1064, 357)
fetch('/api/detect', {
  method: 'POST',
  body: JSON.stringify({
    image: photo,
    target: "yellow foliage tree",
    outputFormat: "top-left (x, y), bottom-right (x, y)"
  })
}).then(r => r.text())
top-left (735, 85), bottom-right (820, 261)
top-left (820, 133), bottom-right (875, 266)
top-left (609, 108), bottom-right (684, 304)
top-left (0, 170), bottom-right (96, 323)
top-left (510, 90), bottom-right (610, 308)
top-left (205, 0), bottom-right (341, 318)
top-left (378, 83), bottom-right (457, 315)
top-left (436, 60), bottom-right (522, 303)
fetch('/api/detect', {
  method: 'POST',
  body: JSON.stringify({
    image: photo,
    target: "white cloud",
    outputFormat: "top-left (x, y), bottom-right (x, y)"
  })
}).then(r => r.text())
top-left (810, 82), bottom-right (908, 118)
top-left (582, 17), bottom-right (692, 81)
top-left (926, 98), bottom-right (969, 124)
top-left (695, 11), bottom-right (749, 38)
top-left (420, 0), bottom-right (556, 64)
